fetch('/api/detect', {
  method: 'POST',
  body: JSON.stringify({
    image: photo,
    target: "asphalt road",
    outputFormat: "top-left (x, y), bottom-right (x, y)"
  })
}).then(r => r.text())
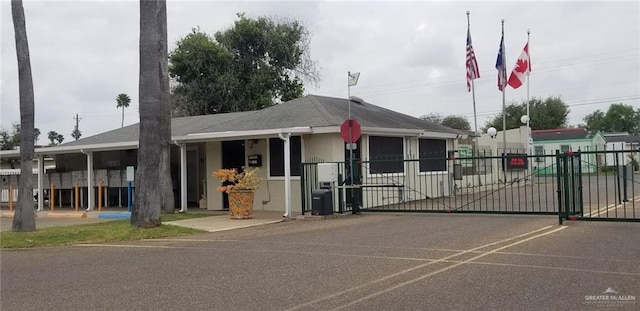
top-left (2, 213), bottom-right (638, 310)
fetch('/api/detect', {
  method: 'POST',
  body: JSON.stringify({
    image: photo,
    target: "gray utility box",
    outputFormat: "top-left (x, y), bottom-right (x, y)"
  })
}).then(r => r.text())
top-left (312, 189), bottom-right (333, 216)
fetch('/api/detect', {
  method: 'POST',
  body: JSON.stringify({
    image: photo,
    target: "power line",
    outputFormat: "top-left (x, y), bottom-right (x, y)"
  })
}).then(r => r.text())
top-left (317, 49), bottom-right (639, 96)
top-left (326, 48), bottom-right (640, 94)
top-left (356, 55), bottom-right (639, 98)
top-left (459, 95), bottom-right (640, 118)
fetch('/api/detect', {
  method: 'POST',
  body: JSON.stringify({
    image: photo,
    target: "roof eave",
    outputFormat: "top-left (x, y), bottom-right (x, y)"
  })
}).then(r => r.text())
top-left (173, 127), bottom-right (314, 142)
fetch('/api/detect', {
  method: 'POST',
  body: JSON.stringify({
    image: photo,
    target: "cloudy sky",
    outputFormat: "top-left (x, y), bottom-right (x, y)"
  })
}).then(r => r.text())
top-left (1, 0), bottom-right (639, 143)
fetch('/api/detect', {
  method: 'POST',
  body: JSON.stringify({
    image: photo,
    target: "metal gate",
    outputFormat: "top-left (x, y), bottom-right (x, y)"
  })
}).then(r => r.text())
top-left (301, 149), bottom-right (640, 222)
top-left (558, 149), bottom-right (640, 223)
top-left (301, 152), bottom-right (561, 216)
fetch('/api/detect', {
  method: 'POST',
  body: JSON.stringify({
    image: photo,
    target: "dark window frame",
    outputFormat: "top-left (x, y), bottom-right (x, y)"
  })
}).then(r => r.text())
top-left (269, 136), bottom-right (302, 177)
top-left (418, 138), bottom-right (447, 172)
top-left (368, 136), bottom-right (404, 174)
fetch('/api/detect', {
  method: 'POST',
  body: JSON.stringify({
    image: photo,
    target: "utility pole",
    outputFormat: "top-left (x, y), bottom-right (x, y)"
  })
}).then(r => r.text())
top-left (72, 113), bottom-right (82, 141)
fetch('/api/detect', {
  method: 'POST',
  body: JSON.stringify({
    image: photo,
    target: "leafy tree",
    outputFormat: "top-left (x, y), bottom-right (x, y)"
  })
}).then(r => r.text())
top-left (169, 13), bottom-right (320, 116)
top-left (47, 131), bottom-right (64, 145)
top-left (0, 123), bottom-right (39, 147)
top-left (0, 123), bottom-right (40, 168)
top-left (11, 0), bottom-right (36, 231)
top-left (0, 126), bottom-right (20, 169)
top-left (132, 0), bottom-right (174, 228)
top-left (483, 96), bottom-right (569, 131)
top-left (116, 93), bottom-right (131, 128)
top-left (441, 115), bottom-right (471, 131)
top-left (420, 113), bottom-right (471, 130)
top-left (420, 113), bottom-right (442, 124)
top-left (583, 103), bottom-right (640, 135)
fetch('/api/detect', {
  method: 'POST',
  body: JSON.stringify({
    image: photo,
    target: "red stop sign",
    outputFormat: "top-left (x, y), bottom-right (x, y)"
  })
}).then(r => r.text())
top-left (340, 119), bottom-right (361, 143)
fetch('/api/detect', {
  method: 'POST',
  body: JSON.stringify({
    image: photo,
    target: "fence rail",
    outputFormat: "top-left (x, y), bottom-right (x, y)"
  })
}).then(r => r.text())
top-left (301, 148), bottom-right (640, 222)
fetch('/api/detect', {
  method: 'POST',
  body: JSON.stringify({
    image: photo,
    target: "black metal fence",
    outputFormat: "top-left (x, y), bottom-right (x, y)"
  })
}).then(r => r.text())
top-left (559, 149), bottom-right (639, 222)
top-left (301, 148), bottom-right (640, 222)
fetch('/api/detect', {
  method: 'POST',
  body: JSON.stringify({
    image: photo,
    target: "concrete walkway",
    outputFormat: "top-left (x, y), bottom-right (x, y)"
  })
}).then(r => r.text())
top-left (163, 210), bottom-right (286, 232)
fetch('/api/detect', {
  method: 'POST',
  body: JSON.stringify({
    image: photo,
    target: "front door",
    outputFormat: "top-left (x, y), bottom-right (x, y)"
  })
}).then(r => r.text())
top-left (221, 140), bottom-right (246, 210)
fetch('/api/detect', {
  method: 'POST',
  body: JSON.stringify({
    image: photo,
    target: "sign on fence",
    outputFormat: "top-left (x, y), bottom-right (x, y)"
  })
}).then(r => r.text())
top-left (504, 153), bottom-right (528, 170)
top-left (458, 145), bottom-right (473, 168)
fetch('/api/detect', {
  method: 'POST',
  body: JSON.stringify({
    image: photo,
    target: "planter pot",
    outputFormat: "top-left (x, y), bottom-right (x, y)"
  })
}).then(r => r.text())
top-left (227, 189), bottom-right (254, 219)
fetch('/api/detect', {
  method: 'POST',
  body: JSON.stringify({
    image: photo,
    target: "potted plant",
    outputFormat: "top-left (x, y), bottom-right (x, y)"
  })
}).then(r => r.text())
top-left (213, 167), bottom-right (262, 219)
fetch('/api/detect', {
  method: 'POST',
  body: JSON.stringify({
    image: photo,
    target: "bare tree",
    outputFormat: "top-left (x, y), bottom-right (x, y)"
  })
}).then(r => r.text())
top-left (132, 0), bottom-right (174, 227)
top-left (11, 0), bottom-right (36, 231)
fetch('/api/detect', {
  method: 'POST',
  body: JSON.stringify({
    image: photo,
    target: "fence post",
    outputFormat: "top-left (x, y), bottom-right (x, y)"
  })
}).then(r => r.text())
top-left (300, 164), bottom-right (306, 215)
top-left (75, 182), bottom-right (79, 212)
top-left (576, 152), bottom-right (583, 215)
top-left (556, 150), bottom-right (563, 225)
top-left (9, 184), bottom-right (14, 212)
top-left (98, 182), bottom-right (103, 211)
top-left (50, 184), bottom-right (55, 212)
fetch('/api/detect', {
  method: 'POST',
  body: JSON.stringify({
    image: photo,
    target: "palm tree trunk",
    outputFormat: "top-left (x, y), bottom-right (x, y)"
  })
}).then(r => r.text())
top-left (121, 106), bottom-right (125, 128)
top-left (158, 0), bottom-right (174, 214)
top-left (11, 0), bottom-right (36, 232)
top-left (132, 0), bottom-right (173, 227)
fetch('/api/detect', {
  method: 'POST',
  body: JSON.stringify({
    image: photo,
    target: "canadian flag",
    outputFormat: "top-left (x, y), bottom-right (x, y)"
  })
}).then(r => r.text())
top-left (507, 43), bottom-right (530, 89)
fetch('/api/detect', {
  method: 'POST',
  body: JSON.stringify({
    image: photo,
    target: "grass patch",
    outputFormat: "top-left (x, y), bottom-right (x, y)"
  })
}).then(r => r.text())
top-left (0, 212), bottom-right (216, 249)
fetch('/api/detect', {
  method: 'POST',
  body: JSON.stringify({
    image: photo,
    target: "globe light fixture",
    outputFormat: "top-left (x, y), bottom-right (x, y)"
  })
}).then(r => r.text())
top-left (487, 127), bottom-right (497, 138)
top-left (521, 115), bottom-right (529, 124)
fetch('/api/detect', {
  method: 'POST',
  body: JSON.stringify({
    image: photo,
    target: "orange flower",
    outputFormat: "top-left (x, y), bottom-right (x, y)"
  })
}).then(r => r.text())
top-left (212, 167), bottom-right (262, 193)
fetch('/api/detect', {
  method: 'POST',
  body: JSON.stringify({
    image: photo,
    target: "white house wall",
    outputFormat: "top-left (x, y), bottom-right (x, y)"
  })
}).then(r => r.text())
top-left (357, 134), bottom-right (456, 209)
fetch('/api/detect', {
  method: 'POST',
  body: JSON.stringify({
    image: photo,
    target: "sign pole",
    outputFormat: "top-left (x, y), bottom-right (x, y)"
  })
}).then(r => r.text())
top-left (347, 72), bottom-right (356, 213)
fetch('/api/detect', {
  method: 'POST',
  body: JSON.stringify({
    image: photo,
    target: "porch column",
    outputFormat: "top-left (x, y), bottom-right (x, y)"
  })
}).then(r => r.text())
top-left (37, 155), bottom-right (44, 212)
top-left (180, 143), bottom-right (187, 213)
top-left (279, 133), bottom-right (292, 218)
top-left (86, 151), bottom-right (94, 211)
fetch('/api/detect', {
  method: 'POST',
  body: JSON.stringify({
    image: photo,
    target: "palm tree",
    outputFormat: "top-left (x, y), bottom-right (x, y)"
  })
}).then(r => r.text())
top-left (11, 0), bottom-right (36, 231)
top-left (115, 93), bottom-right (131, 128)
top-left (47, 131), bottom-right (64, 145)
top-left (132, 0), bottom-right (174, 227)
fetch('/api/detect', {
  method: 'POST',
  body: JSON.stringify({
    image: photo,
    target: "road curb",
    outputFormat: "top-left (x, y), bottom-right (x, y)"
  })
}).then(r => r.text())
top-left (46, 212), bottom-right (87, 219)
top-left (1, 211), bottom-right (38, 218)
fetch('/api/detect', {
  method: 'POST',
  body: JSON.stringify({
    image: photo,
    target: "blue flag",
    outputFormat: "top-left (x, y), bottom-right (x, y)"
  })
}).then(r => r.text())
top-left (495, 36), bottom-right (506, 91)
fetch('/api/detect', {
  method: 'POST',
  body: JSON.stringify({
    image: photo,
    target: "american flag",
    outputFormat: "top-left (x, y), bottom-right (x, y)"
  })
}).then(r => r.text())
top-left (466, 29), bottom-right (480, 92)
top-left (495, 35), bottom-right (507, 91)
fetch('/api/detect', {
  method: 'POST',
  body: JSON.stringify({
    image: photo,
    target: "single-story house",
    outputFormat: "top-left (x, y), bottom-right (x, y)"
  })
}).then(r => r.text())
top-left (603, 132), bottom-right (640, 167)
top-left (0, 94), bottom-right (465, 215)
top-left (531, 128), bottom-right (606, 174)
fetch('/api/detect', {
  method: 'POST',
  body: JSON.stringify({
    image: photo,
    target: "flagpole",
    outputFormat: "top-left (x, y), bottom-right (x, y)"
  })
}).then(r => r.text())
top-left (468, 11), bottom-right (481, 186)
top-left (467, 12), bottom-right (479, 137)
top-left (501, 19), bottom-right (507, 183)
top-left (526, 29), bottom-right (531, 153)
top-left (347, 71), bottom-right (355, 213)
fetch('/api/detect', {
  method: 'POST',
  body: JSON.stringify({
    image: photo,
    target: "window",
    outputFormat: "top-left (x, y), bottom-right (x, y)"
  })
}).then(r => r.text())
top-left (419, 139), bottom-right (447, 172)
top-left (368, 136), bottom-right (404, 174)
top-left (560, 145), bottom-right (571, 153)
top-left (534, 146), bottom-right (544, 162)
top-left (269, 136), bottom-right (302, 177)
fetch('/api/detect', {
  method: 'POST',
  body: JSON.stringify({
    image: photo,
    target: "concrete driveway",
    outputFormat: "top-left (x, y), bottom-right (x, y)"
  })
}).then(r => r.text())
top-left (1, 213), bottom-right (638, 310)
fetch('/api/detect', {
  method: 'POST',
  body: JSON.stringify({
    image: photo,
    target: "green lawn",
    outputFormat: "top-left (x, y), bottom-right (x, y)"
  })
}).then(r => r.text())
top-left (0, 213), bottom-right (213, 249)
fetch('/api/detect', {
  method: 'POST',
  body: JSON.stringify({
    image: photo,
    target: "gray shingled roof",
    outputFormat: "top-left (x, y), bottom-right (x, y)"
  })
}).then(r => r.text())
top-left (604, 134), bottom-right (640, 143)
top-left (532, 128), bottom-right (599, 141)
top-left (61, 111), bottom-right (254, 147)
top-left (59, 94), bottom-right (460, 147)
